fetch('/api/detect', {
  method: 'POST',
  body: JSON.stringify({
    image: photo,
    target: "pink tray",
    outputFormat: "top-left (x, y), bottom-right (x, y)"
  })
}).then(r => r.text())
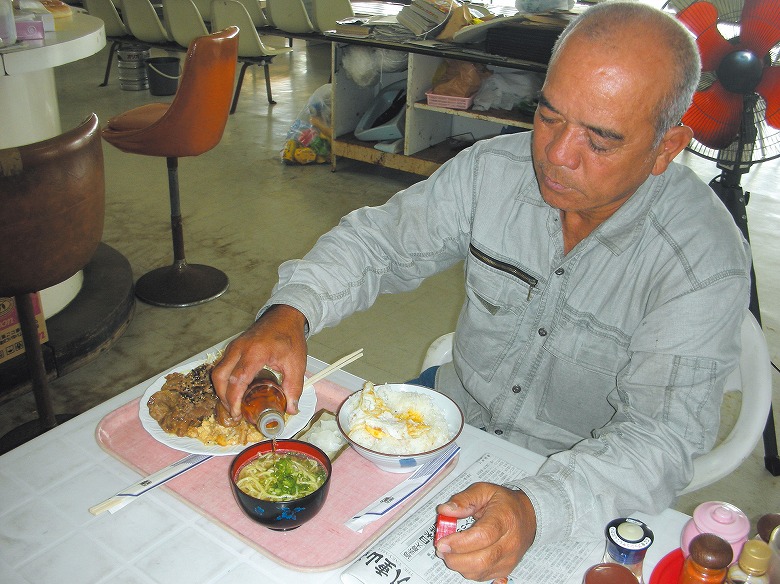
top-left (96, 376), bottom-right (456, 572)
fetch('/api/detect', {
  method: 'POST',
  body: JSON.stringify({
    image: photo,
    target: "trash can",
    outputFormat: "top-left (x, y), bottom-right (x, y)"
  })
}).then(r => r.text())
top-left (145, 57), bottom-right (181, 96)
top-left (117, 44), bottom-right (150, 91)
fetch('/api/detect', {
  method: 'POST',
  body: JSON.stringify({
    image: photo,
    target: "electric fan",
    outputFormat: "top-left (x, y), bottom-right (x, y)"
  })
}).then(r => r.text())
top-left (665, 0), bottom-right (780, 475)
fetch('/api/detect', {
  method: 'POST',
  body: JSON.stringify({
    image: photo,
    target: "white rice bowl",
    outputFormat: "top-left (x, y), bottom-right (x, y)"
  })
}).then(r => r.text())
top-left (336, 383), bottom-right (464, 473)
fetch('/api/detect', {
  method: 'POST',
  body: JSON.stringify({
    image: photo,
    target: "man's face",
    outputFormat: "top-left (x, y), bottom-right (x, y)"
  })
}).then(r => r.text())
top-left (532, 34), bottom-right (670, 222)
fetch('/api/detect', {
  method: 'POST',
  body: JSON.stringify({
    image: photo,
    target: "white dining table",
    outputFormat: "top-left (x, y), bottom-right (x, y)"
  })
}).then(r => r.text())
top-left (0, 339), bottom-right (689, 584)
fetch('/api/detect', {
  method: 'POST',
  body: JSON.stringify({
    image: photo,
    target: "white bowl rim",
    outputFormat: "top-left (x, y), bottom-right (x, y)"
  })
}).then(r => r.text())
top-left (336, 383), bottom-right (464, 459)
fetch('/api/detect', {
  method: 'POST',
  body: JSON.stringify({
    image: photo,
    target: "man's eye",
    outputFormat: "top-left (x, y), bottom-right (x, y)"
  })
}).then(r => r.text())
top-left (588, 140), bottom-right (609, 153)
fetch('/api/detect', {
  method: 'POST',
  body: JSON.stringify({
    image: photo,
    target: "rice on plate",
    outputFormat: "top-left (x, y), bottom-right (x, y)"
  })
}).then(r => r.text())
top-left (345, 382), bottom-right (451, 455)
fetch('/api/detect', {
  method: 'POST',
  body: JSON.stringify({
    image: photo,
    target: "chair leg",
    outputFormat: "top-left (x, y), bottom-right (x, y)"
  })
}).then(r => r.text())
top-left (133, 157), bottom-right (229, 307)
top-left (0, 294), bottom-right (76, 454)
top-left (230, 61), bottom-right (252, 115)
top-left (100, 40), bottom-right (121, 87)
top-left (263, 61), bottom-right (276, 105)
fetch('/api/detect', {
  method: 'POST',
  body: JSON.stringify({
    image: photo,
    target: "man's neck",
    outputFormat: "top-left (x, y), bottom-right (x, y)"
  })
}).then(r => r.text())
top-left (560, 210), bottom-right (603, 255)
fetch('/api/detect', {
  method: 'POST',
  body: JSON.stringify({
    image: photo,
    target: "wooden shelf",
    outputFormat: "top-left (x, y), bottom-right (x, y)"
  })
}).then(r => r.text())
top-left (413, 101), bottom-right (535, 130)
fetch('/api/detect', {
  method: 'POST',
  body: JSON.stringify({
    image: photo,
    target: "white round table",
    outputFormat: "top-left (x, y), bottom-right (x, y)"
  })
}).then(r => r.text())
top-left (0, 12), bottom-right (106, 316)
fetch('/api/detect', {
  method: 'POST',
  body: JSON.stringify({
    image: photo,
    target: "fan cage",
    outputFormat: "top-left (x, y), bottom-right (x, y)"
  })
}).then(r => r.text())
top-left (664, 0), bottom-right (780, 166)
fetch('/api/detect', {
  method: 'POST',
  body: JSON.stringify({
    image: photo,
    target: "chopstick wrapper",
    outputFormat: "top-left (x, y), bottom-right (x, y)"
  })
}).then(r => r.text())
top-left (344, 443), bottom-right (460, 532)
top-left (89, 453), bottom-right (212, 515)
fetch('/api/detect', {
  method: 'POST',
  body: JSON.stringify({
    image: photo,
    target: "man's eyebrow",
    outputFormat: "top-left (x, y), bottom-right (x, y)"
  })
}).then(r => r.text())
top-left (537, 92), bottom-right (625, 143)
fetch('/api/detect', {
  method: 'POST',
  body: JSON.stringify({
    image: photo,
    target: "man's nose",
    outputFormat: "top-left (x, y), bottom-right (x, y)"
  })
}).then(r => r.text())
top-left (546, 125), bottom-right (581, 170)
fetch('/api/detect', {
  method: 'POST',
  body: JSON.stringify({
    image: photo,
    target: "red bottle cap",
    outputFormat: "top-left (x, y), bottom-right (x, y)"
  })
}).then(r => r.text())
top-left (435, 515), bottom-right (457, 544)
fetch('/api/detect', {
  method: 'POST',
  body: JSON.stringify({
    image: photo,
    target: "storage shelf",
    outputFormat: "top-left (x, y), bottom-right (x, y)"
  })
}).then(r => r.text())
top-left (413, 101), bottom-right (535, 129)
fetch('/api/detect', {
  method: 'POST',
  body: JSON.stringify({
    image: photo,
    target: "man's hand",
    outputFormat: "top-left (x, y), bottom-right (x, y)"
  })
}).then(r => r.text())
top-left (211, 305), bottom-right (308, 421)
top-left (434, 482), bottom-right (537, 583)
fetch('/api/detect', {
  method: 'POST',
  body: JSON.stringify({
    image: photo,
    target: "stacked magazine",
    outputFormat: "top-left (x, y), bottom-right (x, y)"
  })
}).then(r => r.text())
top-left (396, 0), bottom-right (456, 36)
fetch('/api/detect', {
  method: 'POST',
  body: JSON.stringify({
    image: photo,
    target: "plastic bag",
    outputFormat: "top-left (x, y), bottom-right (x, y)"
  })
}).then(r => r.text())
top-left (342, 46), bottom-right (409, 87)
top-left (281, 84), bottom-right (333, 165)
top-left (515, 0), bottom-right (574, 13)
top-left (431, 60), bottom-right (491, 98)
top-left (471, 71), bottom-right (543, 111)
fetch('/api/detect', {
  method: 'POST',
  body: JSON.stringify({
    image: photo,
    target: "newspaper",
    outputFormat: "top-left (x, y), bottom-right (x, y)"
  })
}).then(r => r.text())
top-left (341, 452), bottom-right (601, 584)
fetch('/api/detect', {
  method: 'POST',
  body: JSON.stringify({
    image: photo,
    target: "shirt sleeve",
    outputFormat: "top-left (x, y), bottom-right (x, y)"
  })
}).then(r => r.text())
top-left (259, 145), bottom-right (484, 335)
top-left (506, 270), bottom-right (751, 547)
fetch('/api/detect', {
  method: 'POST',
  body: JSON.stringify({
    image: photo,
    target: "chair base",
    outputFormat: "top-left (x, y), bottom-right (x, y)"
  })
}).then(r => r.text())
top-left (0, 414), bottom-right (76, 455)
top-left (135, 262), bottom-right (229, 307)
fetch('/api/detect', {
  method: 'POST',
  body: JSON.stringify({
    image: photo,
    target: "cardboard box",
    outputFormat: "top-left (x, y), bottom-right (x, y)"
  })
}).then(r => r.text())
top-left (0, 294), bottom-right (48, 366)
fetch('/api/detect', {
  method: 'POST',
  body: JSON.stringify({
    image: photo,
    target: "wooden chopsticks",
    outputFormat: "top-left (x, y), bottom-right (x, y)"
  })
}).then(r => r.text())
top-left (303, 348), bottom-right (363, 389)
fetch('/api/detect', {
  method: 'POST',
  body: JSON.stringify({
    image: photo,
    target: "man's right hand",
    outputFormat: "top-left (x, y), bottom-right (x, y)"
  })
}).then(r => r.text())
top-left (211, 305), bottom-right (308, 422)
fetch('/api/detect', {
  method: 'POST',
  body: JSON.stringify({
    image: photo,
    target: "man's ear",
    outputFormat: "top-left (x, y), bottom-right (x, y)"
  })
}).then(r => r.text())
top-left (651, 124), bottom-right (694, 176)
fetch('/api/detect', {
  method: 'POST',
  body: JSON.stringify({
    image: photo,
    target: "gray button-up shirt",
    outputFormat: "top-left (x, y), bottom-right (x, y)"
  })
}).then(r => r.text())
top-left (263, 132), bottom-right (751, 547)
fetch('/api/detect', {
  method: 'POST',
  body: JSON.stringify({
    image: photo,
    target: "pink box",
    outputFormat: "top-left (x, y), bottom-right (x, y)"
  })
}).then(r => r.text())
top-left (15, 19), bottom-right (45, 40)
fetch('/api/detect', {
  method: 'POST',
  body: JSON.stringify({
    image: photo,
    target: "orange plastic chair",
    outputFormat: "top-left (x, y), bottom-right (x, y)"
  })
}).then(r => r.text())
top-left (0, 114), bottom-right (104, 452)
top-left (102, 27), bottom-right (239, 307)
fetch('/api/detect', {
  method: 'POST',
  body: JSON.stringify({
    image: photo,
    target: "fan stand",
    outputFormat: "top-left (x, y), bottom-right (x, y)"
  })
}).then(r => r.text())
top-left (707, 94), bottom-right (780, 476)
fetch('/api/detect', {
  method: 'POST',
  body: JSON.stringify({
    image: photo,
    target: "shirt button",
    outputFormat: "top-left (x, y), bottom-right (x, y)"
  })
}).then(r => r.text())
top-left (538, 328), bottom-right (547, 336)
top-left (494, 429), bottom-right (503, 435)
top-left (512, 385), bottom-right (522, 394)
top-left (555, 267), bottom-right (564, 275)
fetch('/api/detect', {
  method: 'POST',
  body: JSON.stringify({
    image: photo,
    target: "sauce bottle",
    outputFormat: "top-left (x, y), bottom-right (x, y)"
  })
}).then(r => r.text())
top-left (726, 540), bottom-right (771, 584)
top-left (603, 518), bottom-right (654, 582)
top-left (241, 366), bottom-right (286, 438)
top-left (679, 533), bottom-right (733, 584)
top-left (755, 514), bottom-right (780, 544)
top-left (583, 563), bottom-right (638, 584)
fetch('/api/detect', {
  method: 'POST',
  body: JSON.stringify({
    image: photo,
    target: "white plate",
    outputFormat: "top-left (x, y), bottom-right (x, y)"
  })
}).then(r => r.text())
top-left (139, 359), bottom-right (317, 456)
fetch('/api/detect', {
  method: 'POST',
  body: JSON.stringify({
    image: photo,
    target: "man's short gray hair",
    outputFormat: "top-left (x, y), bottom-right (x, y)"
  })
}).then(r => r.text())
top-left (549, 1), bottom-right (701, 146)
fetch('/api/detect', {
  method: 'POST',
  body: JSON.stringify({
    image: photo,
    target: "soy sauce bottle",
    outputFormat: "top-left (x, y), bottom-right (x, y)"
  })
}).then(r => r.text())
top-left (679, 533), bottom-right (733, 584)
top-left (241, 367), bottom-right (286, 438)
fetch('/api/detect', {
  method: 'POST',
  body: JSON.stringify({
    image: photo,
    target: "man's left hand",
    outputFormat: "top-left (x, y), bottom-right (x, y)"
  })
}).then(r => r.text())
top-left (434, 482), bottom-right (537, 582)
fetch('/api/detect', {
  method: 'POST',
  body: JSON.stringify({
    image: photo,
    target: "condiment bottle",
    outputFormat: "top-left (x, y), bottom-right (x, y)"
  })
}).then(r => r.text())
top-left (726, 540), bottom-right (771, 584)
top-left (755, 514), bottom-right (780, 544)
top-left (241, 366), bottom-right (286, 438)
top-left (583, 563), bottom-right (638, 584)
top-left (681, 502), bottom-right (750, 564)
top-left (603, 518), bottom-right (654, 583)
top-left (679, 533), bottom-right (733, 584)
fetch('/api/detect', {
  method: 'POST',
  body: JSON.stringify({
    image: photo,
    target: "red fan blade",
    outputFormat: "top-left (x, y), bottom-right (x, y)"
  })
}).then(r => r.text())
top-left (677, 2), bottom-right (734, 71)
top-left (756, 66), bottom-right (780, 129)
top-left (740, 0), bottom-right (780, 59)
top-left (682, 82), bottom-right (744, 148)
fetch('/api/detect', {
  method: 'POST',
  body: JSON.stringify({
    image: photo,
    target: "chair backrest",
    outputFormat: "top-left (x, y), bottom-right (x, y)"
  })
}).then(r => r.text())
top-left (211, 0), bottom-right (270, 56)
top-left (163, 0), bottom-right (210, 49)
top-left (266, 0), bottom-right (314, 33)
top-left (309, 0), bottom-right (353, 33)
top-left (102, 27), bottom-right (239, 157)
top-left (122, 0), bottom-right (172, 43)
top-left (190, 0), bottom-right (214, 21)
top-left (0, 114), bottom-right (105, 297)
top-left (421, 310), bottom-right (774, 495)
top-left (84, 0), bottom-right (130, 37)
top-left (234, 0), bottom-right (266, 27)
top-left (680, 309), bottom-right (774, 494)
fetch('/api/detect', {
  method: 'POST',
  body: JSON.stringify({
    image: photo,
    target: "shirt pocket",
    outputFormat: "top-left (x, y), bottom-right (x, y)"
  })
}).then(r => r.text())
top-left (537, 313), bottom-right (629, 438)
top-left (455, 244), bottom-right (536, 382)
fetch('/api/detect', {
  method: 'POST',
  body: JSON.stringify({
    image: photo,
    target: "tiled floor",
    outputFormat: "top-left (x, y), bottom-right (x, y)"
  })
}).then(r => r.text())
top-left (1, 38), bottom-right (778, 520)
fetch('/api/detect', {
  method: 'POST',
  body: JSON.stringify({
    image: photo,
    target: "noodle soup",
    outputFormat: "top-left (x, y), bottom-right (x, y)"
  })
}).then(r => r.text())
top-left (230, 439), bottom-right (332, 530)
top-left (236, 451), bottom-right (327, 502)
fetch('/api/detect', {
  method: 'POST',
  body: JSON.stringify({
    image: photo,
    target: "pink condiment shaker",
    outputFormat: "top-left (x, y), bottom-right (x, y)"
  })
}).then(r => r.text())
top-left (681, 501), bottom-right (750, 565)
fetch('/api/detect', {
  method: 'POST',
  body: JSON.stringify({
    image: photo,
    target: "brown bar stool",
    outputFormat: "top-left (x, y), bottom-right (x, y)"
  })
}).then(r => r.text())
top-left (0, 114), bottom-right (104, 453)
top-left (102, 27), bottom-right (239, 307)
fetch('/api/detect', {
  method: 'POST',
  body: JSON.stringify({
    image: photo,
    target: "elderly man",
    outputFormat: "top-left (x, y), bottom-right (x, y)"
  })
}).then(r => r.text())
top-left (213, 1), bottom-right (751, 580)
